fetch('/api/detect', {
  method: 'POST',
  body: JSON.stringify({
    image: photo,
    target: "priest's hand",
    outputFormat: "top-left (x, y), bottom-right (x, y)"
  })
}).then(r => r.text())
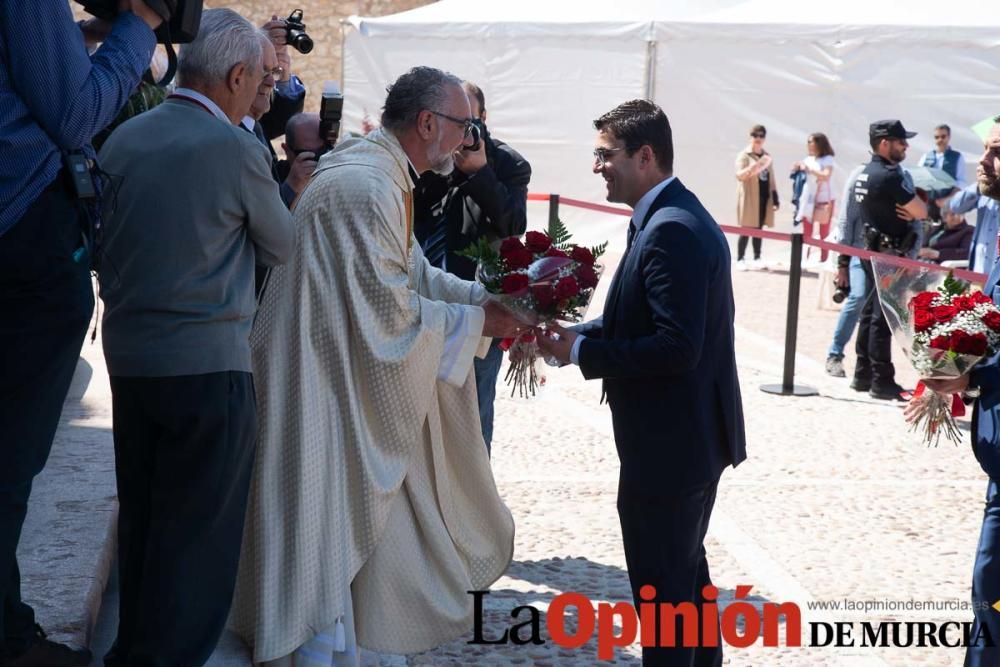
top-left (482, 300), bottom-right (523, 338)
top-left (536, 323), bottom-right (578, 366)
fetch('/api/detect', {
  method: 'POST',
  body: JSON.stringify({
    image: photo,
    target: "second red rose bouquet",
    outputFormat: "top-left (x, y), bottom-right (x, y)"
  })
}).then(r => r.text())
top-left (873, 259), bottom-right (1000, 445)
top-left (460, 219), bottom-right (606, 397)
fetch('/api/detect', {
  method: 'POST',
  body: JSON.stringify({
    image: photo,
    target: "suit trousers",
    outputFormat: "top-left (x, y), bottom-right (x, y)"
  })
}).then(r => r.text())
top-left (854, 259), bottom-right (896, 387)
top-left (107, 372), bottom-right (257, 667)
top-left (617, 479), bottom-right (722, 667)
top-left (966, 478), bottom-right (1000, 666)
top-left (0, 184), bottom-right (94, 658)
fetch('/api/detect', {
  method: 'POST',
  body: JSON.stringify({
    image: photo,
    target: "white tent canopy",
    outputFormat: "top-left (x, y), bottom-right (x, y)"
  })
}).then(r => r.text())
top-left (342, 0), bottom-right (1000, 249)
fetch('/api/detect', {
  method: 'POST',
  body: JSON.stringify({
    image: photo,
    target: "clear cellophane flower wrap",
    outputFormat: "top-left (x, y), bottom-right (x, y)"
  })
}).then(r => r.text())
top-left (460, 219), bottom-right (607, 398)
top-left (872, 258), bottom-right (1000, 445)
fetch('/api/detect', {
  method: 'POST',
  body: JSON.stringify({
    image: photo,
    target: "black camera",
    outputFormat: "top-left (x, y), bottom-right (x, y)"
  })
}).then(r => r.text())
top-left (285, 9), bottom-right (313, 55)
top-left (832, 282), bottom-right (850, 304)
top-left (74, 0), bottom-right (203, 44)
top-left (463, 122), bottom-right (482, 152)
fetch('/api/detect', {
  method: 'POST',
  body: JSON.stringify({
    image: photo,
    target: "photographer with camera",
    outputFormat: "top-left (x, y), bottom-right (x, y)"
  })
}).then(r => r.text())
top-left (0, 1), bottom-right (163, 663)
top-left (278, 112), bottom-right (328, 203)
top-left (413, 81), bottom-right (532, 454)
top-left (257, 10), bottom-right (311, 142)
top-left (849, 120), bottom-right (928, 401)
top-left (825, 164), bottom-right (867, 378)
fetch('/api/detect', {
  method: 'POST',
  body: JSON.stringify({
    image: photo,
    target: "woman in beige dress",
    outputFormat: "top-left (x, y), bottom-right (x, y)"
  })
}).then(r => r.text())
top-left (734, 124), bottom-right (779, 270)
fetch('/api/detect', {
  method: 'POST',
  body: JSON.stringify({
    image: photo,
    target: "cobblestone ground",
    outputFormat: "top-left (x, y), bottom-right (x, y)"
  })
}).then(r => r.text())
top-left (390, 262), bottom-right (987, 667)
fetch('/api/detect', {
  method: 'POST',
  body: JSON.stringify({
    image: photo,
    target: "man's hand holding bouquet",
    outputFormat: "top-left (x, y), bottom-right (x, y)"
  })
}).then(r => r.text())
top-left (460, 219), bottom-right (606, 397)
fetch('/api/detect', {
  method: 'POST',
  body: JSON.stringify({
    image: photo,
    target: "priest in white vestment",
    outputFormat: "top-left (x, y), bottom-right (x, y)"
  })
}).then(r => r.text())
top-left (229, 67), bottom-right (520, 665)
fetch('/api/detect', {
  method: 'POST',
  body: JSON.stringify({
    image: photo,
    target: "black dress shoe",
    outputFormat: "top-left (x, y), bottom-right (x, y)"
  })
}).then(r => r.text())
top-left (869, 383), bottom-right (908, 401)
top-left (0, 625), bottom-right (91, 666)
top-left (850, 377), bottom-right (871, 392)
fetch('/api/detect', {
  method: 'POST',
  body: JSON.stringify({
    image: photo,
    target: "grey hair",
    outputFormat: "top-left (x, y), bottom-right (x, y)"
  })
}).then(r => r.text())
top-left (177, 9), bottom-right (262, 87)
top-left (381, 66), bottom-right (463, 132)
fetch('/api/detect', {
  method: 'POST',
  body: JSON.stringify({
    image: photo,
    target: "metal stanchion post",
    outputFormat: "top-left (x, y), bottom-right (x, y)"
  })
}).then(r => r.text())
top-left (548, 193), bottom-right (560, 227)
top-left (761, 226), bottom-right (818, 397)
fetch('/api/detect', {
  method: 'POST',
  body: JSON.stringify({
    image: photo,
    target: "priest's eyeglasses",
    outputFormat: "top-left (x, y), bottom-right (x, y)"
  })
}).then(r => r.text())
top-left (593, 147), bottom-right (625, 165)
top-left (428, 110), bottom-right (474, 138)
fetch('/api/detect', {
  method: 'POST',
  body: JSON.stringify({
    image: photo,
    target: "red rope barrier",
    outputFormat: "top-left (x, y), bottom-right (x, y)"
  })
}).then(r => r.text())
top-left (530, 192), bottom-right (990, 284)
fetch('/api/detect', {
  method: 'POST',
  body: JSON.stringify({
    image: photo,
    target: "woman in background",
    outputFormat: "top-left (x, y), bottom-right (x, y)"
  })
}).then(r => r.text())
top-left (735, 124), bottom-right (779, 270)
top-left (793, 132), bottom-right (836, 264)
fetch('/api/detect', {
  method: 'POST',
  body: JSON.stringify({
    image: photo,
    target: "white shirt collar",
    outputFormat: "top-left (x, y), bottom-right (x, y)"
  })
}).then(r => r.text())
top-left (172, 88), bottom-right (232, 124)
top-left (631, 175), bottom-right (677, 228)
top-left (241, 116), bottom-right (256, 131)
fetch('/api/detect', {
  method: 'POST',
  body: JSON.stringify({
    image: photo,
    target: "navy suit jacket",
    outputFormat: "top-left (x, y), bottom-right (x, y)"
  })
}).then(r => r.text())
top-left (972, 261), bottom-right (1000, 479)
top-left (578, 178), bottom-right (747, 494)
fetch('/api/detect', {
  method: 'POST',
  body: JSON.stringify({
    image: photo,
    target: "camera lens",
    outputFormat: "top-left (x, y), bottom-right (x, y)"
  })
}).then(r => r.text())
top-left (289, 31), bottom-right (313, 54)
top-left (832, 289), bottom-right (846, 304)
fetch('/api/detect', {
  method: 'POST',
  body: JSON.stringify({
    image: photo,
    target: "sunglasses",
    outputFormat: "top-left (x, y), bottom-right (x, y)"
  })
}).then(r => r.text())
top-left (751, 133), bottom-right (766, 139)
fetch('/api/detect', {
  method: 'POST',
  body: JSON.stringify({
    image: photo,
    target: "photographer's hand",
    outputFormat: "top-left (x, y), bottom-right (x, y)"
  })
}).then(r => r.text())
top-left (263, 16), bottom-right (292, 82)
top-left (119, 0), bottom-right (164, 30)
top-left (835, 267), bottom-right (849, 289)
top-left (454, 141), bottom-right (486, 175)
top-left (79, 18), bottom-right (113, 46)
top-left (286, 152), bottom-right (318, 194)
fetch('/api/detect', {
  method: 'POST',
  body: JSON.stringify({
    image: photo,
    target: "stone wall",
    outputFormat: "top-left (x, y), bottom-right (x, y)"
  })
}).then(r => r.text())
top-left (209, 0), bottom-right (434, 110)
top-left (71, 0), bottom-right (435, 111)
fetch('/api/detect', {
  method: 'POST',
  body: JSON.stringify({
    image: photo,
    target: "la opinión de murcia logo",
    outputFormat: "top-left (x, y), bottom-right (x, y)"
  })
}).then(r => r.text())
top-left (468, 586), bottom-right (998, 660)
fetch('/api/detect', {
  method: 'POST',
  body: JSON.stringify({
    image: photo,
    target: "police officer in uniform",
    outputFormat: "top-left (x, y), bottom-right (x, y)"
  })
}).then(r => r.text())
top-left (850, 120), bottom-right (928, 400)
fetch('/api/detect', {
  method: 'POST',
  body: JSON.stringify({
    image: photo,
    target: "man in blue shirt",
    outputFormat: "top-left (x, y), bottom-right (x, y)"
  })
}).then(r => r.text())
top-left (0, 2), bottom-right (160, 663)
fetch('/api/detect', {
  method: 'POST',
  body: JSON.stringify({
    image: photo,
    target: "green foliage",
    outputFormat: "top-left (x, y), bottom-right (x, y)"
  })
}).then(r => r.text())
top-left (941, 271), bottom-right (970, 297)
top-left (546, 217), bottom-right (573, 247)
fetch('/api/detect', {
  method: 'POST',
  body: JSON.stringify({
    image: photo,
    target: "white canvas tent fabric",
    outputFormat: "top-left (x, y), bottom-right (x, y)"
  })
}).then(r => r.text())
top-left (342, 0), bottom-right (1000, 250)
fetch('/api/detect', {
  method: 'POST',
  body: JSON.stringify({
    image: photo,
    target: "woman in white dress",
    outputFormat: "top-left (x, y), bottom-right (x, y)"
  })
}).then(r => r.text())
top-left (792, 132), bottom-right (836, 264)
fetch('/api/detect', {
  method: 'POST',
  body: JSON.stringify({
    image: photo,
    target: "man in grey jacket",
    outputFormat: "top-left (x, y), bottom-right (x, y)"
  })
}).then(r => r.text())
top-left (96, 9), bottom-right (293, 666)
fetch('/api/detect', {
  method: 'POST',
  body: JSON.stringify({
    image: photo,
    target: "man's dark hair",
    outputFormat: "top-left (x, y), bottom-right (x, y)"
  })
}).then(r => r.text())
top-left (463, 81), bottom-right (485, 118)
top-left (935, 124), bottom-right (951, 135)
top-left (869, 136), bottom-right (886, 152)
top-left (750, 124), bottom-right (766, 137)
top-left (593, 99), bottom-right (673, 172)
top-left (381, 66), bottom-right (462, 132)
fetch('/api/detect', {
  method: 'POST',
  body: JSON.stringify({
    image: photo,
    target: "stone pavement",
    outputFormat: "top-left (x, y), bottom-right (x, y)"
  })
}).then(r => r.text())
top-left (28, 251), bottom-right (990, 666)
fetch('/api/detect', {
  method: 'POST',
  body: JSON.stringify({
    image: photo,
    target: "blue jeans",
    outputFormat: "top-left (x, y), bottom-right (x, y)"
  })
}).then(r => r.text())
top-left (966, 479), bottom-right (1000, 666)
top-left (473, 340), bottom-right (504, 456)
top-left (827, 256), bottom-right (867, 359)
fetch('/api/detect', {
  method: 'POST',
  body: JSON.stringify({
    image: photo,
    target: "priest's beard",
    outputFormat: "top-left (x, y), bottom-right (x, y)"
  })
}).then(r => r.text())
top-left (427, 130), bottom-right (456, 176)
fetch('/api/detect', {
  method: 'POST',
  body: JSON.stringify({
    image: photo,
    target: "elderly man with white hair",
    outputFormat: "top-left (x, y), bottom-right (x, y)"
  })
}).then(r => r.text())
top-left (96, 8), bottom-right (293, 666)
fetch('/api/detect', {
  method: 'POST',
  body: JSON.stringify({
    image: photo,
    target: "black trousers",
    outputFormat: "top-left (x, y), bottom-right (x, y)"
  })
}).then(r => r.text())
top-left (854, 259), bottom-right (896, 387)
top-left (0, 186), bottom-right (94, 657)
top-left (107, 372), bottom-right (257, 667)
top-left (617, 479), bottom-right (722, 667)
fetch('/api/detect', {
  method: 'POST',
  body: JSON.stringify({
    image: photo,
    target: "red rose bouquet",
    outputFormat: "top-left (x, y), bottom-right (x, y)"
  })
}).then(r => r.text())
top-left (872, 258), bottom-right (1000, 445)
top-left (460, 219), bottom-right (606, 397)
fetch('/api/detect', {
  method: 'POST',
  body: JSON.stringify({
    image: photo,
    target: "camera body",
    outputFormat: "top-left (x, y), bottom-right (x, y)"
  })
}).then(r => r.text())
top-left (284, 9), bottom-right (313, 55)
top-left (464, 123), bottom-right (482, 153)
top-left (74, 0), bottom-right (203, 43)
top-left (832, 282), bottom-right (850, 304)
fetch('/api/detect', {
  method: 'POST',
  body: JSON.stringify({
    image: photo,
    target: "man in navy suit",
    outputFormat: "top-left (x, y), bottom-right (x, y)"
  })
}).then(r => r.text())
top-left (919, 116), bottom-right (1000, 667)
top-left (539, 99), bottom-right (746, 666)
